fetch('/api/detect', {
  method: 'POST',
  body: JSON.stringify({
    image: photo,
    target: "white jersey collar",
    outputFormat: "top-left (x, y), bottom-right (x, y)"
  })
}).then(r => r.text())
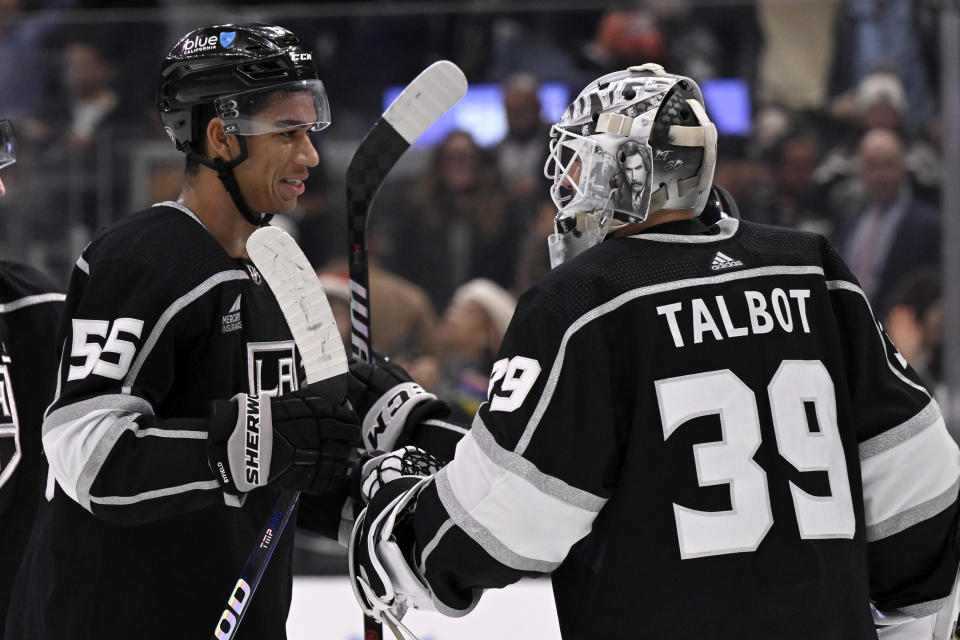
top-left (627, 216), bottom-right (739, 244)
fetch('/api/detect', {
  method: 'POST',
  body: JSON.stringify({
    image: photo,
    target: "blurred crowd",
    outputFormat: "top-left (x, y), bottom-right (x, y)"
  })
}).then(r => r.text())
top-left (0, 0), bottom-right (950, 408)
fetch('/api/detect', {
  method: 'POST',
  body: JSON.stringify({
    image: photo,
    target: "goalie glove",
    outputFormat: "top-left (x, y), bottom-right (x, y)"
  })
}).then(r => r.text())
top-left (349, 472), bottom-right (435, 631)
top-left (207, 384), bottom-right (362, 495)
top-left (346, 356), bottom-right (450, 452)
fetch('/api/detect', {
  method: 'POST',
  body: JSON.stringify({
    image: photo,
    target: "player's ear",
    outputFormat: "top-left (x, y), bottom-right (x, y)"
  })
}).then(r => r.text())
top-left (206, 117), bottom-right (239, 162)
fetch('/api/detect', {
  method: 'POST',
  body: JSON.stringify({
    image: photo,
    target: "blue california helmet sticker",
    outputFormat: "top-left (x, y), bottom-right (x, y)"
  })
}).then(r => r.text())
top-left (219, 31), bottom-right (236, 48)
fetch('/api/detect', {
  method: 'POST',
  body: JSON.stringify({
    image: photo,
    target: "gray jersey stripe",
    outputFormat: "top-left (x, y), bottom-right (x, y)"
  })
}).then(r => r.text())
top-left (122, 269), bottom-right (249, 392)
top-left (860, 399), bottom-right (941, 460)
top-left (516, 264), bottom-right (826, 455)
top-left (473, 414), bottom-right (606, 511)
top-left (45, 341), bottom-right (67, 419)
top-left (628, 217), bottom-right (739, 244)
top-left (155, 200), bottom-right (206, 229)
top-left (0, 292), bottom-right (65, 313)
top-left (418, 518), bottom-right (455, 578)
top-left (76, 413), bottom-right (141, 511)
top-left (43, 394), bottom-right (155, 436)
top-left (76, 255), bottom-right (90, 275)
top-left (901, 596), bottom-right (950, 619)
top-left (90, 479), bottom-right (220, 506)
top-left (421, 418), bottom-right (468, 435)
top-left (134, 428), bottom-right (206, 440)
top-left (866, 478), bottom-right (960, 542)
top-left (826, 280), bottom-right (930, 397)
top-left (435, 469), bottom-right (560, 574)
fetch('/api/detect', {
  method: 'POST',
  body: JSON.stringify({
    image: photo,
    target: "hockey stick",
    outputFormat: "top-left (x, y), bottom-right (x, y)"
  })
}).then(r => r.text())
top-left (212, 226), bottom-right (349, 640)
top-left (346, 60), bottom-right (468, 364)
top-left (345, 60), bottom-right (466, 640)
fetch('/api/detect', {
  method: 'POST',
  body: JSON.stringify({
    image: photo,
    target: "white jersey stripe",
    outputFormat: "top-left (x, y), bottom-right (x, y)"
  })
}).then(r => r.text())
top-left (0, 292), bottom-right (65, 313)
top-left (860, 412), bottom-right (960, 529)
top-left (440, 430), bottom-right (602, 566)
top-left (435, 470), bottom-right (560, 574)
top-left (43, 409), bottom-right (143, 510)
top-left (516, 264), bottom-right (826, 455)
top-left (122, 269), bottom-right (249, 392)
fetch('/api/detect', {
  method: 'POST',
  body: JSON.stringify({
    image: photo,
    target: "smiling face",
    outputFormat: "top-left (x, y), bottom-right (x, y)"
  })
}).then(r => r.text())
top-left (226, 90), bottom-right (321, 215)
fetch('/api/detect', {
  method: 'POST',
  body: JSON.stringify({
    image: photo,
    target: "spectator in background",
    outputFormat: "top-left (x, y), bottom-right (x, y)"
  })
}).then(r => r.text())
top-left (319, 256), bottom-right (439, 368)
top-left (883, 267), bottom-right (942, 394)
top-left (429, 278), bottom-right (516, 421)
top-left (571, 9), bottom-right (665, 89)
top-left (386, 130), bottom-right (517, 310)
top-left (30, 34), bottom-right (139, 276)
top-left (836, 127), bottom-right (939, 315)
top-left (829, 0), bottom-right (936, 131)
top-left (494, 73), bottom-right (551, 208)
top-left (747, 128), bottom-right (830, 237)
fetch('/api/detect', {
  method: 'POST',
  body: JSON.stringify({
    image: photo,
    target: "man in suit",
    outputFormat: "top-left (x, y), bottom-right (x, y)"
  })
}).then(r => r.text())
top-left (838, 127), bottom-right (939, 315)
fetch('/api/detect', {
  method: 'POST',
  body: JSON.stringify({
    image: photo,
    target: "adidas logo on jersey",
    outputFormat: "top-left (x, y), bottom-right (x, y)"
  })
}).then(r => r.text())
top-left (222, 295), bottom-right (242, 333)
top-left (711, 251), bottom-right (743, 271)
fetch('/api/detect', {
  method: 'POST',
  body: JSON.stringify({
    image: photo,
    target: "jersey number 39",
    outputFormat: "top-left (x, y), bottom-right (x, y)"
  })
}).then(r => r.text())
top-left (656, 360), bottom-right (855, 559)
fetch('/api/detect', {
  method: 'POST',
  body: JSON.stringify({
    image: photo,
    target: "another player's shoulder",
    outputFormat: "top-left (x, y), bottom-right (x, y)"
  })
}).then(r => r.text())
top-left (0, 261), bottom-right (62, 302)
top-left (83, 202), bottom-right (240, 284)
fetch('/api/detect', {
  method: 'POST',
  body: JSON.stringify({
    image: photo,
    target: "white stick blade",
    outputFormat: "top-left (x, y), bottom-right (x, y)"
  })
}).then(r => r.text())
top-left (383, 60), bottom-right (468, 144)
top-left (246, 227), bottom-right (348, 385)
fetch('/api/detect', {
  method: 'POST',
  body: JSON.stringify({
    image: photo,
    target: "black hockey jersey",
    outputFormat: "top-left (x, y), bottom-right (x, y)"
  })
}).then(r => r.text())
top-left (6, 203), bottom-right (338, 639)
top-left (0, 263), bottom-right (63, 633)
top-left (408, 217), bottom-right (960, 638)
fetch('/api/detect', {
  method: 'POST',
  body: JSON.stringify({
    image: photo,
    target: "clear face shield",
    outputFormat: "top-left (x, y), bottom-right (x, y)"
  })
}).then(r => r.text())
top-left (214, 79), bottom-right (331, 136)
top-left (0, 119), bottom-right (16, 170)
top-left (543, 123), bottom-right (653, 268)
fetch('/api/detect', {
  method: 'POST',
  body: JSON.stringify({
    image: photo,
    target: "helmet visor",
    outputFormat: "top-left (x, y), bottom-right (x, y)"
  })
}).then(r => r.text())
top-left (214, 79), bottom-right (331, 136)
top-left (0, 120), bottom-right (16, 170)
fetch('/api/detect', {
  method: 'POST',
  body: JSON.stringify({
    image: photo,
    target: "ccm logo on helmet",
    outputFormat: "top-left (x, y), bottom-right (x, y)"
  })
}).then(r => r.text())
top-left (289, 52), bottom-right (312, 62)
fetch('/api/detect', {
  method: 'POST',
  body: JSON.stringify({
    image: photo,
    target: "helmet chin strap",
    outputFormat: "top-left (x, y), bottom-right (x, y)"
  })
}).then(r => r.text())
top-left (190, 137), bottom-right (273, 227)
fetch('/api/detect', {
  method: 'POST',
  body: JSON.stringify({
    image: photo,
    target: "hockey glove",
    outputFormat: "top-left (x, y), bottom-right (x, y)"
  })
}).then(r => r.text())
top-left (349, 471), bottom-right (435, 630)
top-left (207, 387), bottom-right (362, 495)
top-left (359, 446), bottom-right (443, 504)
top-left (346, 355), bottom-right (450, 452)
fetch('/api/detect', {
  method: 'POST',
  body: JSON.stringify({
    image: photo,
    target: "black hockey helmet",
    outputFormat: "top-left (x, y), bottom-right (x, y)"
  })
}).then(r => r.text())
top-left (157, 23), bottom-right (331, 225)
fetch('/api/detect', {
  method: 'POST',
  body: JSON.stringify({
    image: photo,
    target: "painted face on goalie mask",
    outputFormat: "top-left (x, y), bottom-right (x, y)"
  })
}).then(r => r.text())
top-left (228, 90), bottom-right (321, 216)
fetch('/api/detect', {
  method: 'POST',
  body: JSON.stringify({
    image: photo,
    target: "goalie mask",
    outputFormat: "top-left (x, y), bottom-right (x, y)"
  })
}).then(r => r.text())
top-left (544, 63), bottom-right (717, 267)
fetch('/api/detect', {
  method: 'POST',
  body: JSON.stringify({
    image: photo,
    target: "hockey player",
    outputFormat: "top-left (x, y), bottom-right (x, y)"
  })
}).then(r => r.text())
top-left (348, 64), bottom-right (960, 639)
top-left (5, 25), bottom-right (363, 639)
top-left (0, 118), bottom-right (65, 634)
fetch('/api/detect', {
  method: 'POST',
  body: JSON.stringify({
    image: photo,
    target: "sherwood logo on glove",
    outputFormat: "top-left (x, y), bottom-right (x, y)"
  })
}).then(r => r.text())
top-left (244, 395), bottom-right (261, 484)
top-left (226, 392), bottom-right (274, 492)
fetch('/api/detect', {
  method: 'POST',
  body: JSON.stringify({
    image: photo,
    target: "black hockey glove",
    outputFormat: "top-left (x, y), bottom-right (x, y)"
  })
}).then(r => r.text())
top-left (207, 386), bottom-right (362, 496)
top-left (346, 355), bottom-right (450, 452)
